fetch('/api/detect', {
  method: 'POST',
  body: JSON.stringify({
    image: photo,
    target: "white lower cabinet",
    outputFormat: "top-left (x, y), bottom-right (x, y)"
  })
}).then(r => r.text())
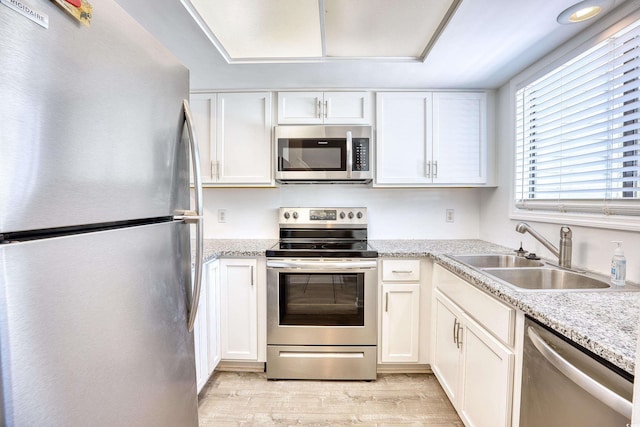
top-left (459, 313), bottom-right (513, 427)
top-left (432, 293), bottom-right (461, 403)
top-left (206, 260), bottom-right (221, 375)
top-left (432, 264), bottom-right (515, 427)
top-left (193, 271), bottom-right (209, 392)
top-left (194, 259), bottom-right (221, 393)
top-left (381, 283), bottom-right (420, 362)
top-left (379, 259), bottom-right (431, 366)
top-left (220, 258), bottom-right (258, 361)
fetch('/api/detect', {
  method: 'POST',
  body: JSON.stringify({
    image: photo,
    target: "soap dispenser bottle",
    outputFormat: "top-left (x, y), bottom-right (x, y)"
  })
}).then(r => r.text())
top-left (611, 241), bottom-right (626, 286)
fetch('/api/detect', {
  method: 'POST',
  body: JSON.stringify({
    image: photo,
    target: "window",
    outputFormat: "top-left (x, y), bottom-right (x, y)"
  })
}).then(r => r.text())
top-left (515, 19), bottom-right (640, 217)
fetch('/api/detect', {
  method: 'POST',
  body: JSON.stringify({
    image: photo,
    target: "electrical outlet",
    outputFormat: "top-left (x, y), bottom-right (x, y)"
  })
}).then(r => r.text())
top-left (218, 209), bottom-right (227, 223)
top-left (446, 209), bottom-right (455, 223)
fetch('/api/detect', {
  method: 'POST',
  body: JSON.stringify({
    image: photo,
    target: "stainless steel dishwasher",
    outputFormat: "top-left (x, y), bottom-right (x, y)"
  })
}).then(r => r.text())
top-left (520, 317), bottom-right (633, 427)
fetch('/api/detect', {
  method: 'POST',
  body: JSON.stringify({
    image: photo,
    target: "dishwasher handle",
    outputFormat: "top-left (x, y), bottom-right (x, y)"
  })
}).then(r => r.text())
top-left (527, 326), bottom-right (632, 419)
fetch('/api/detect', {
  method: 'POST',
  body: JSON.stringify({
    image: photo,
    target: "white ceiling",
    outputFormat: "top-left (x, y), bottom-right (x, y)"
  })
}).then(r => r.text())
top-left (184, 0), bottom-right (459, 61)
top-left (115, 0), bottom-right (635, 90)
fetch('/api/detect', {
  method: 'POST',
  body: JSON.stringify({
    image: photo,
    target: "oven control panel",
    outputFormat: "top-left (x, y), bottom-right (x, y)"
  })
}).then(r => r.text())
top-left (279, 207), bottom-right (367, 226)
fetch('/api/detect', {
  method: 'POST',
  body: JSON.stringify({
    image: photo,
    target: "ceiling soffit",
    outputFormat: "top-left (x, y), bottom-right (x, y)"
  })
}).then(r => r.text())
top-left (181, 0), bottom-right (461, 63)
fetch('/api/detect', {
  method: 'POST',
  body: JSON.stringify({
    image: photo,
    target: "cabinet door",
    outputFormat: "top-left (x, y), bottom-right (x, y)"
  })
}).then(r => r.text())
top-left (277, 92), bottom-right (323, 124)
top-left (376, 92), bottom-right (433, 184)
top-left (220, 259), bottom-right (258, 360)
top-left (431, 293), bottom-right (462, 406)
top-left (324, 92), bottom-right (370, 124)
top-left (459, 313), bottom-right (514, 427)
top-left (216, 92), bottom-right (273, 184)
top-left (206, 260), bottom-right (221, 375)
top-left (194, 268), bottom-right (209, 393)
top-left (381, 283), bottom-right (420, 363)
top-left (189, 94), bottom-right (216, 183)
top-left (432, 92), bottom-right (487, 184)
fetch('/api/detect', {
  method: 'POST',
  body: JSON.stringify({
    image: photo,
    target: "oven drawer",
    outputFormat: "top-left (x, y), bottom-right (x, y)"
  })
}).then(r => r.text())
top-left (267, 345), bottom-right (377, 380)
top-left (382, 259), bottom-right (421, 281)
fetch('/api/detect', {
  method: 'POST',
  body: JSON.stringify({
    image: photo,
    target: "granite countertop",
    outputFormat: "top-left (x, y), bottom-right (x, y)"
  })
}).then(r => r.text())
top-left (431, 250), bottom-right (640, 376)
top-left (199, 238), bottom-right (640, 375)
top-left (372, 239), bottom-right (640, 375)
top-left (201, 239), bottom-right (277, 263)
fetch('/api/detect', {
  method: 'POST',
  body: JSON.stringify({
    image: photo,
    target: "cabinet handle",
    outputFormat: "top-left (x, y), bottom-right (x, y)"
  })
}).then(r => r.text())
top-left (216, 161), bottom-right (220, 180)
top-left (457, 323), bottom-right (464, 349)
top-left (324, 100), bottom-right (329, 118)
top-left (250, 266), bottom-right (254, 287)
top-left (433, 160), bottom-right (438, 178)
top-left (317, 99), bottom-right (322, 119)
top-left (392, 270), bottom-right (413, 274)
top-left (453, 318), bottom-right (458, 345)
top-left (385, 292), bottom-right (389, 312)
top-left (425, 161), bottom-right (431, 178)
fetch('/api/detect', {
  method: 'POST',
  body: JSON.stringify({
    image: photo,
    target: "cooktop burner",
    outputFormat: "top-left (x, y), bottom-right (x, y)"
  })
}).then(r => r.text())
top-left (266, 207), bottom-right (378, 259)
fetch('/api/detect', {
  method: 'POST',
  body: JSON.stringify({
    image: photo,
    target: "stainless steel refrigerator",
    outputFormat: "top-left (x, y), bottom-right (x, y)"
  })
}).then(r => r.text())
top-left (0, 0), bottom-right (204, 425)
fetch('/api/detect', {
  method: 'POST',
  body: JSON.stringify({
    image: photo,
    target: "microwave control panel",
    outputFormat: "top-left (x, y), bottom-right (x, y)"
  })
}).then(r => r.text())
top-left (352, 138), bottom-right (370, 171)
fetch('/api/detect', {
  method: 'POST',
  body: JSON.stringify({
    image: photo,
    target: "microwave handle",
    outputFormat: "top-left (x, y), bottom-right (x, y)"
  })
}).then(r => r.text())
top-left (346, 131), bottom-right (353, 178)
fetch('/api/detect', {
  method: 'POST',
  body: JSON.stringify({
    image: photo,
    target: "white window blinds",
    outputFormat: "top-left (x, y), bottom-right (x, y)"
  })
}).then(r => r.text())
top-left (515, 19), bottom-right (640, 216)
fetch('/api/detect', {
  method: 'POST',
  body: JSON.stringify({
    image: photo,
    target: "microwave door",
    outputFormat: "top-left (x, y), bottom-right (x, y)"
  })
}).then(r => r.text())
top-left (277, 139), bottom-right (348, 180)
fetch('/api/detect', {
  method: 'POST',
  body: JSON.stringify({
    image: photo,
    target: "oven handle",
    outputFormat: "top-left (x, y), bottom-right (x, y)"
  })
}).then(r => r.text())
top-left (266, 260), bottom-right (377, 270)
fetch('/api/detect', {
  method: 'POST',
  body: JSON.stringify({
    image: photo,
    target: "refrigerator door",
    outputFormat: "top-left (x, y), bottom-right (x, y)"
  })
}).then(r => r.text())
top-left (0, 222), bottom-right (198, 426)
top-left (0, 0), bottom-right (190, 234)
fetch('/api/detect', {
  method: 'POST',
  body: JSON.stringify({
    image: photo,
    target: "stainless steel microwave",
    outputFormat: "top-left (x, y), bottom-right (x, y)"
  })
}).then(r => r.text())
top-left (275, 125), bottom-right (372, 183)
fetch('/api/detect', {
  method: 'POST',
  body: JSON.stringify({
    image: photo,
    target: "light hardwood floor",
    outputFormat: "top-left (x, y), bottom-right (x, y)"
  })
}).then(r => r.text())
top-left (198, 371), bottom-right (463, 426)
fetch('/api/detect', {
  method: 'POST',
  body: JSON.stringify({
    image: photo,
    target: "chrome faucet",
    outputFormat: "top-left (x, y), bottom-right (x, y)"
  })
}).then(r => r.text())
top-left (515, 222), bottom-right (572, 268)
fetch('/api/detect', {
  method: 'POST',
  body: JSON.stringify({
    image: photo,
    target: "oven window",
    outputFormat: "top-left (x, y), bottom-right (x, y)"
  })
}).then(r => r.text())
top-left (279, 272), bottom-right (364, 326)
top-left (277, 138), bottom-right (346, 171)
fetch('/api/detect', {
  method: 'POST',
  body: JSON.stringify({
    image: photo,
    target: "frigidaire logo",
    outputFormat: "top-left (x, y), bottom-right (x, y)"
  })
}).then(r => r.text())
top-left (9, 0), bottom-right (45, 21)
top-left (1, 0), bottom-right (49, 27)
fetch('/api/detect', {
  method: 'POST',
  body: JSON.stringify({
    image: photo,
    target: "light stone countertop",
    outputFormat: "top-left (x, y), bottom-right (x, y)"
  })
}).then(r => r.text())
top-left (201, 239), bottom-right (277, 263)
top-left (200, 238), bottom-right (640, 375)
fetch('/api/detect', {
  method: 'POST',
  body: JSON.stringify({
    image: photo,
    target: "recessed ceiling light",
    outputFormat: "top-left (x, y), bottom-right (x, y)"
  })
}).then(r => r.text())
top-left (557, 0), bottom-right (614, 24)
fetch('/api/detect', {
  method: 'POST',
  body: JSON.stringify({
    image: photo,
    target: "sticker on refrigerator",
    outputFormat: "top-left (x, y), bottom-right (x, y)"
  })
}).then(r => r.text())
top-left (0, 0), bottom-right (49, 28)
top-left (51, 0), bottom-right (92, 27)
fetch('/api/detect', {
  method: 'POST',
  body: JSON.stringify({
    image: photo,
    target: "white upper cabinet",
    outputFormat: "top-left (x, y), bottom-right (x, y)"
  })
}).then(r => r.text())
top-left (376, 92), bottom-right (432, 185)
top-left (277, 91), bottom-right (371, 124)
top-left (432, 92), bottom-right (486, 184)
top-left (190, 95), bottom-right (216, 183)
top-left (375, 91), bottom-right (488, 186)
top-left (190, 92), bottom-right (273, 186)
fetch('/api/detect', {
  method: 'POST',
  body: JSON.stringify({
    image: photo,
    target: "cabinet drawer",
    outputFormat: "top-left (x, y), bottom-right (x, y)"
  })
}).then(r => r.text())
top-left (382, 260), bottom-right (421, 281)
top-left (433, 265), bottom-right (514, 347)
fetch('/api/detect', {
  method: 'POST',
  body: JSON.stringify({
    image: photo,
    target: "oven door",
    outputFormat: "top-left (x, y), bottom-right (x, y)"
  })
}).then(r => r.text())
top-left (275, 137), bottom-right (350, 181)
top-left (266, 259), bottom-right (377, 346)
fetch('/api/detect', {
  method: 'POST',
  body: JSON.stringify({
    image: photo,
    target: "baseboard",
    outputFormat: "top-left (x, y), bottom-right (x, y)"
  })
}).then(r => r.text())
top-left (376, 364), bottom-right (432, 374)
top-left (214, 361), bottom-right (431, 374)
top-left (216, 361), bottom-right (266, 372)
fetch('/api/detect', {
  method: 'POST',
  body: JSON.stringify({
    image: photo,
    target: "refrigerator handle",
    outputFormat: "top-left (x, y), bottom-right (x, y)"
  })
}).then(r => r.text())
top-left (182, 99), bottom-right (204, 332)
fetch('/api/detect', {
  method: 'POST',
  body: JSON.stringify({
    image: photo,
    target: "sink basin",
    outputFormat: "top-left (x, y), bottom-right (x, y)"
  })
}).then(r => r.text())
top-left (483, 268), bottom-right (610, 291)
top-left (453, 254), bottom-right (544, 268)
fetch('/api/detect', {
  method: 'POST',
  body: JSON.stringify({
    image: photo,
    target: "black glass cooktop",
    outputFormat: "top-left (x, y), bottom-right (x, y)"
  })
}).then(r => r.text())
top-left (266, 241), bottom-right (378, 258)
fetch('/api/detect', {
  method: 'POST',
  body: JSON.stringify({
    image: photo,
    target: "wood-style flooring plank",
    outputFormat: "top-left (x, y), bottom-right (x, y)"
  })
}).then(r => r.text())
top-left (198, 372), bottom-right (463, 426)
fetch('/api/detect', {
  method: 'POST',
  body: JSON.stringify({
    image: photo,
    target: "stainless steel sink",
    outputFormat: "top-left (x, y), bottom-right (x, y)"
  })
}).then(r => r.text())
top-left (453, 254), bottom-right (544, 268)
top-left (483, 268), bottom-right (610, 291)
